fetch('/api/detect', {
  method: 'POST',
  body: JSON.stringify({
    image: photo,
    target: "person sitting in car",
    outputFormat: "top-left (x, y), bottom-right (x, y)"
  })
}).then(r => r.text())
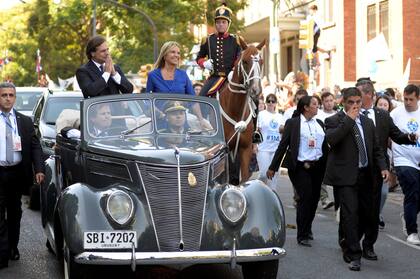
top-left (159, 101), bottom-right (189, 134)
top-left (61, 103), bottom-right (114, 138)
top-left (88, 103), bottom-right (112, 136)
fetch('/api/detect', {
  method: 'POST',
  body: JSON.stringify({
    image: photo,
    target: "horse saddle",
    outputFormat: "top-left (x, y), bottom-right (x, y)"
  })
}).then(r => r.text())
top-left (207, 77), bottom-right (226, 97)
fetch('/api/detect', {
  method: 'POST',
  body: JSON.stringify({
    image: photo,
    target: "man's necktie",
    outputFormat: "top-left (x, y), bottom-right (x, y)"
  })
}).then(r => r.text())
top-left (3, 112), bottom-right (14, 163)
top-left (362, 110), bottom-right (369, 116)
top-left (99, 65), bottom-right (104, 73)
top-left (353, 123), bottom-right (368, 166)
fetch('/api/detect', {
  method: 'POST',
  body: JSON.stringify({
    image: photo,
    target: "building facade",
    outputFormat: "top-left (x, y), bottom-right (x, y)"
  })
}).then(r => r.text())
top-left (241, 0), bottom-right (419, 91)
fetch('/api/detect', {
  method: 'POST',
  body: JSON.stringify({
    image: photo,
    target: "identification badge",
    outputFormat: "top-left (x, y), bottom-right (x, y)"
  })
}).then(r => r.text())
top-left (308, 137), bottom-right (316, 149)
top-left (13, 135), bottom-right (22, 151)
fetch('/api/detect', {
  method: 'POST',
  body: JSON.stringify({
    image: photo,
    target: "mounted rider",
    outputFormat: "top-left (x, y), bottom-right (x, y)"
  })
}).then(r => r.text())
top-left (196, 3), bottom-right (244, 97)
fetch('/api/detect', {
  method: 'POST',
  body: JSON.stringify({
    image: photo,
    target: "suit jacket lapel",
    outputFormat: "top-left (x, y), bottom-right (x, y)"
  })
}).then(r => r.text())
top-left (88, 60), bottom-right (103, 77)
top-left (14, 109), bottom-right (24, 137)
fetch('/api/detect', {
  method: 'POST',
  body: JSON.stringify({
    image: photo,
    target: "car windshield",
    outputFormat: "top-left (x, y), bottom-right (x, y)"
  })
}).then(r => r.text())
top-left (15, 91), bottom-right (42, 111)
top-left (86, 98), bottom-right (217, 139)
top-left (43, 97), bottom-right (82, 125)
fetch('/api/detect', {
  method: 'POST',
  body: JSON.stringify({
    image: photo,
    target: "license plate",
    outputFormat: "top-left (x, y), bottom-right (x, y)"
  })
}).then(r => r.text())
top-left (84, 231), bottom-right (137, 249)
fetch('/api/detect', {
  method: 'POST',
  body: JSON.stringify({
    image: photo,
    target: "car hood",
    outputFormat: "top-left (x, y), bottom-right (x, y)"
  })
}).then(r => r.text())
top-left (86, 136), bottom-right (226, 165)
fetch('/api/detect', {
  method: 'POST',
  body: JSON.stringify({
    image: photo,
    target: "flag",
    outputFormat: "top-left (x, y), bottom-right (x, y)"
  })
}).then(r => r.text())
top-left (36, 49), bottom-right (42, 73)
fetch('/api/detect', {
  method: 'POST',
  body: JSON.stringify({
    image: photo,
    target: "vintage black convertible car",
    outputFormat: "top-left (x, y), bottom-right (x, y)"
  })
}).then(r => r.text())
top-left (41, 94), bottom-right (286, 278)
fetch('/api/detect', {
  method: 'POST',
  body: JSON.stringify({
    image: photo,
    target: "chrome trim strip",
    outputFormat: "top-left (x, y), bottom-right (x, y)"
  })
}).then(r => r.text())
top-left (198, 161), bottom-right (210, 246)
top-left (174, 147), bottom-right (184, 251)
top-left (135, 159), bottom-right (211, 168)
top-left (75, 247), bottom-right (286, 265)
top-left (136, 163), bottom-right (160, 251)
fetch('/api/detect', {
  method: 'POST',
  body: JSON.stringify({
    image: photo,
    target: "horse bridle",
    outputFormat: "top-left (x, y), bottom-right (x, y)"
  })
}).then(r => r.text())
top-left (228, 53), bottom-right (262, 94)
top-left (219, 52), bottom-right (262, 160)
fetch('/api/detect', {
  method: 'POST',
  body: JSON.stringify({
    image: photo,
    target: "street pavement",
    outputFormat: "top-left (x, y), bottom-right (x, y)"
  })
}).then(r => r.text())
top-left (0, 175), bottom-right (419, 278)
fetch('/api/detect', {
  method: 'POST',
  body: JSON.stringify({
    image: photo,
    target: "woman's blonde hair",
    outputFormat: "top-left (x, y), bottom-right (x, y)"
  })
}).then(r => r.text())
top-left (154, 41), bottom-right (181, 69)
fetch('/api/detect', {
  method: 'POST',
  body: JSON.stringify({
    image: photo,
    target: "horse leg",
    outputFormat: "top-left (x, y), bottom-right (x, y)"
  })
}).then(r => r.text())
top-left (228, 153), bottom-right (240, 185)
top-left (239, 145), bottom-right (253, 183)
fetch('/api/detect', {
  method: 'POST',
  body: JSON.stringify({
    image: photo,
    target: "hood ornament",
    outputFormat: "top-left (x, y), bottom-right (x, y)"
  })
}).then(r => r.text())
top-left (188, 172), bottom-right (197, 187)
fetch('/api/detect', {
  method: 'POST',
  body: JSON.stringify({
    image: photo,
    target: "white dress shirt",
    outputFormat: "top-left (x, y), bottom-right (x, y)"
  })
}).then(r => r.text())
top-left (92, 60), bottom-right (121, 84)
top-left (0, 109), bottom-right (22, 166)
top-left (361, 107), bottom-right (376, 126)
top-left (297, 115), bottom-right (325, 162)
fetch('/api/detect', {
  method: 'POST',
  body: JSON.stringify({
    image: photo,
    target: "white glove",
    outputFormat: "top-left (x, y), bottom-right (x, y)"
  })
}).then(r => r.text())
top-left (203, 59), bottom-right (214, 71)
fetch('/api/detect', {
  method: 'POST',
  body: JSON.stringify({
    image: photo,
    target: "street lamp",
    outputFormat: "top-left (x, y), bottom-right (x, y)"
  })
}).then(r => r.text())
top-left (95, 0), bottom-right (158, 61)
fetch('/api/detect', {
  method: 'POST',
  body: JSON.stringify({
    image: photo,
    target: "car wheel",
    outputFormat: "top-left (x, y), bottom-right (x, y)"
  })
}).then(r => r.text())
top-left (63, 240), bottom-right (84, 279)
top-left (46, 240), bottom-right (54, 254)
top-left (28, 184), bottom-right (40, 210)
top-left (241, 260), bottom-right (279, 279)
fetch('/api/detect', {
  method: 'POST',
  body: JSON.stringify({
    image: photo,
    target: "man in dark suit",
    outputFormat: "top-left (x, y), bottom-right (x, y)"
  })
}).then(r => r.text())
top-left (0, 82), bottom-right (44, 269)
top-left (324, 87), bottom-right (389, 271)
top-left (76, 35), bottom-right (133, 98)
top-left (356, 77), bottom-right (415, 259)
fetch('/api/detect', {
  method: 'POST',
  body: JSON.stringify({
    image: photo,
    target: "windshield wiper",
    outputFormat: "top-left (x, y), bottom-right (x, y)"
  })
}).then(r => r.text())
top-left (120, 120), bottom-right (152, 137)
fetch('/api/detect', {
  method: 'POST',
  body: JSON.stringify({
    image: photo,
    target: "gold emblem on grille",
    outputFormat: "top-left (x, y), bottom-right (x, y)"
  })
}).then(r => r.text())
top-left (188, 172), bottom-right (197, 187)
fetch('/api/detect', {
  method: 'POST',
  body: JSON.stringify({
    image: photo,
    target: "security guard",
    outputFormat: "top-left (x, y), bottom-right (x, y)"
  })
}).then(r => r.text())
top-left (196, 4), bottom-right (243, 97)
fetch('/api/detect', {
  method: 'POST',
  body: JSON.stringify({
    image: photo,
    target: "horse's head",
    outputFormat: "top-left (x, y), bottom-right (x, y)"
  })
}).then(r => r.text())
top-left (236, 39), bottom-right (265, 99)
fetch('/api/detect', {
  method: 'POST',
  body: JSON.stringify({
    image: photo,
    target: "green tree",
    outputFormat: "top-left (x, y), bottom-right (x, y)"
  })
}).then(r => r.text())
top-left (0, 0), bottom-right (247, 86)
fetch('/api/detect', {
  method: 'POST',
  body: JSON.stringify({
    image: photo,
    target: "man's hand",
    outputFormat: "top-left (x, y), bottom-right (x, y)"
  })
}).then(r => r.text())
top-left (381, 170), bottom-right (390, 183)
top-left (203, 59), bottom-right (214, 71)
top-left (266, 169), bottom-right (275, 180)
top-left (35, 172), bottom-right (45, 184)
top-left (347, 105), bottom-right (359, 120)
top-left (104, 55), bottom-right (116, 75)
top-left (408, 133), bottom-right (418, 142)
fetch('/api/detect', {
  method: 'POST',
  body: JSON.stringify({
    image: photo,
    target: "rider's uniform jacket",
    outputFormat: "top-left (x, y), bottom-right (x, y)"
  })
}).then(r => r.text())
top-left (196, 32), bottom-right (242, 78)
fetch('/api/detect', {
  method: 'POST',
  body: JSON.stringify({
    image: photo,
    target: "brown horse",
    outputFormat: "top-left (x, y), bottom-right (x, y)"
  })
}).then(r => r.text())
top-left (217, 40), bottom-right (265, 184)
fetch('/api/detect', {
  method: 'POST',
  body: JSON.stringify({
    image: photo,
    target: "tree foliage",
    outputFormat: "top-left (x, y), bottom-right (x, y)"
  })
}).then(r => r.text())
top-left (0, 0), bottom-right (246, 86)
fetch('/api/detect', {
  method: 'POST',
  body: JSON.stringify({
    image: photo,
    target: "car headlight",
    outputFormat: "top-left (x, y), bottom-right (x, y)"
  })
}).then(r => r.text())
top-left (219, 188), bottom-right (247, 224)
top-left (106, 190), bottom-right (134, 225)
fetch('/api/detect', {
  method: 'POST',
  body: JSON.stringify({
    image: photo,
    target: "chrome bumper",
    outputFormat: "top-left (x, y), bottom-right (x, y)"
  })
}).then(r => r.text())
top-left (75, 247), bottom-right (286, 267)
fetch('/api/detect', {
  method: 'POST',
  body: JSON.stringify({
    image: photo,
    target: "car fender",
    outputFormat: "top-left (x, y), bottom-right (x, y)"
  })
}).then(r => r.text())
top-left (201, 180), bottom-right (285, 251)
top-left (239, 179), bottom-right (286, 249)
top-left (58, 183), bottom-right (158, 254)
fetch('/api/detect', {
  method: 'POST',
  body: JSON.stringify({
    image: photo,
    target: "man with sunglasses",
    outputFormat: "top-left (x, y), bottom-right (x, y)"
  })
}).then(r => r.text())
top-left (0, 82), bottom-right (44, 269)
top-left (356, 77), bottom-right (415, 259)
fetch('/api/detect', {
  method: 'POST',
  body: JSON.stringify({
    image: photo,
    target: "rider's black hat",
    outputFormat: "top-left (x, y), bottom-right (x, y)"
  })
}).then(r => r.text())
top-left (215, 4), bottom-right (233, 22)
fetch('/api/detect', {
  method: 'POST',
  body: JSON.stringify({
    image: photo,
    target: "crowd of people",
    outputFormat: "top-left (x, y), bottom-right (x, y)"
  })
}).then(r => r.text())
top-left (257, 78), bottom-right (420, 271)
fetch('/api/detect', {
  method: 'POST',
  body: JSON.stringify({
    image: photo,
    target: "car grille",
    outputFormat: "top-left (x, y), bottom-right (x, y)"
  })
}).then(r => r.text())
top-left (137, 163), bottom-right (209, 252)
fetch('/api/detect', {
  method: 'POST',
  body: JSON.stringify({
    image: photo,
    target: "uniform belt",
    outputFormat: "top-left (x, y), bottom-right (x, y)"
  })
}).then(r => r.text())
top-left (216, 72), bottom-right (226, 77)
